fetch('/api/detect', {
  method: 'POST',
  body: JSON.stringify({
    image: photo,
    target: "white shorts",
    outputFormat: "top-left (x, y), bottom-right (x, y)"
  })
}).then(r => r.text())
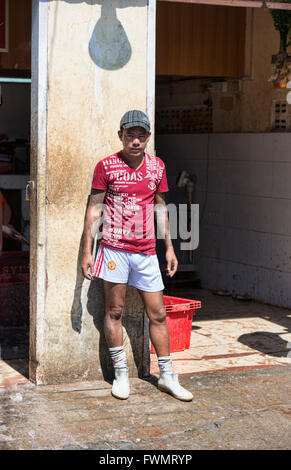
top-left (93, 245), bottom-right (164, 292)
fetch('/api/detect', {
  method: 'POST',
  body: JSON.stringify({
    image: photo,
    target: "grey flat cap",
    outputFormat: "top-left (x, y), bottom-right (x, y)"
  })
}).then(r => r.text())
top-left (120, 110), bottom-right (151, 132)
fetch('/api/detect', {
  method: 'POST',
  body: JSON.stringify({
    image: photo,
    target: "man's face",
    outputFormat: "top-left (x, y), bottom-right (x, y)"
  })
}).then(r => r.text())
top-left (118, 126), bottom-right (151, 159)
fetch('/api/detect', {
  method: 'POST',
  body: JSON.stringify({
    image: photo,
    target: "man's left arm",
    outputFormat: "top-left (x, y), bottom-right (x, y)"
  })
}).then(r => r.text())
top-left (154, 192), bottom-right (178, 277)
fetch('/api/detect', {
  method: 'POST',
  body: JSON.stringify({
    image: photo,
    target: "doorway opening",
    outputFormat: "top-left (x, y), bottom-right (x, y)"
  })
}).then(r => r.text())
top-left (0, 0), bottom-right (31, 387)
top-left (153, 1), bottom-right (291, 376)
top-left (155, 1), bottom-right (252, 292)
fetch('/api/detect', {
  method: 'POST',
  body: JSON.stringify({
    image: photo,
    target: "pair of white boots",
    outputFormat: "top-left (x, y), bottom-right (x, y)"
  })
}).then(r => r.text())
top-left (111, 368), bottom-right (193, 402)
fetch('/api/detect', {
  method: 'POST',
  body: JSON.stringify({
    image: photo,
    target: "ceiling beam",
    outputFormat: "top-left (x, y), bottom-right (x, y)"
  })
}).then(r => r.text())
top-left (157, 0), bottom-right (291, 10)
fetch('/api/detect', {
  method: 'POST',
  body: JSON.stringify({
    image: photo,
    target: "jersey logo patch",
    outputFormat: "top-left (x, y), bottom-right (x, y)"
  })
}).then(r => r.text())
top-left (148, 181), bottom-right (156, 190)
top-left (108, 261), bottom-right (117, 271)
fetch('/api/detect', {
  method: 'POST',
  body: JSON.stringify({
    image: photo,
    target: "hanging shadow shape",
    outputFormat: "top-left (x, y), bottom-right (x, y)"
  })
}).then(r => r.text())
top-left (89, 12), bottom-right (132, 70)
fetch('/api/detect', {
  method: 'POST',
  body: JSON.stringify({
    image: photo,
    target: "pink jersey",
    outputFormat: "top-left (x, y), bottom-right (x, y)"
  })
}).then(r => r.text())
top-left (91, 152), bottom-right (169, 255)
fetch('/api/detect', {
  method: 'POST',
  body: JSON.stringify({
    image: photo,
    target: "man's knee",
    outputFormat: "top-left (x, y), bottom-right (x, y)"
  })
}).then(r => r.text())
top-left (106, 303), bottom-right (124, 321)
top-left (148, 306), bottom-right (167, 325)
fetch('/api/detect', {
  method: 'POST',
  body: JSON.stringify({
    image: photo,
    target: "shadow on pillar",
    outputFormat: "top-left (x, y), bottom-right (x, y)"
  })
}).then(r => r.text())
top-left (87, 279), bottom-right (147, 382)
top-left (48, 0), bottom-right (148, 70)
top-left (88, 1), bottom-right (132, 71)
top-left (71, 235), bottom-right (148, 383)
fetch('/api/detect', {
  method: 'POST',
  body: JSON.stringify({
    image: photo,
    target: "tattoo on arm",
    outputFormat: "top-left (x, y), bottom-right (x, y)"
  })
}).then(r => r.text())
top-left (154, 192), bottom-right (173, 248)
top-left (85, 190), bottom-right (106, 241)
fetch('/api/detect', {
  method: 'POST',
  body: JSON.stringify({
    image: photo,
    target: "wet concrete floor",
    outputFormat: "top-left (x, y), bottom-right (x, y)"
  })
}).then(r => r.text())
top-left (0, 365), bottom-right (290, 450)
top-left (152, 288), bottom-right (291, 375)
top-left (0, 288), bottom-right (290, 450)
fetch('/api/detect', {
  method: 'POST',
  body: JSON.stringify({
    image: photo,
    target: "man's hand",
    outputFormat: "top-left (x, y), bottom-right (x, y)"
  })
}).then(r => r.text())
top-left (81, 252), bottom-right (95, 280)
top-left (2, 224), bottom-right (29, 245)
top-left (165, 246), bottom-right (178, 277)
top-left (81, 189), bottom-right (106, 280)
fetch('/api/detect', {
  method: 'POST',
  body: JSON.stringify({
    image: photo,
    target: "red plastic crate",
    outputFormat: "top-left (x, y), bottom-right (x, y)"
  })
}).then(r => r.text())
top-left (150, 295), bottom-right (201, 354)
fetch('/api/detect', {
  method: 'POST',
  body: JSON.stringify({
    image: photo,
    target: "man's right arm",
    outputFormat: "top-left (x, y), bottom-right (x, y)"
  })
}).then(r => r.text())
top-left (81, 189), bottom-right (106, 280)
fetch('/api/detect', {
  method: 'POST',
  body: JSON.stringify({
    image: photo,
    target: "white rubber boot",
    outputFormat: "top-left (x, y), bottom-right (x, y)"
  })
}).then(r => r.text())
top-left (111, 368), bottom-right (130, 400)
top-left (158, 371), bottom-right (193, 401)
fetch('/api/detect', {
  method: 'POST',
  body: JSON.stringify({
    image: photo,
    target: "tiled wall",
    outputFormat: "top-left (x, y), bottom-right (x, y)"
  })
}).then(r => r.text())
top-left (156, 133), bottom-right (291, 308)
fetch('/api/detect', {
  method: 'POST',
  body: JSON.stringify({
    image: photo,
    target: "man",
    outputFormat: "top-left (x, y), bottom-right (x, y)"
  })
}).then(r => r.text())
top-left (82, 110), bottom-right (192, 402)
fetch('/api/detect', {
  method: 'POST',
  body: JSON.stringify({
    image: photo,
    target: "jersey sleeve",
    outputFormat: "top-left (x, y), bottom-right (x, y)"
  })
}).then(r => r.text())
top-left (91, 160), bottom-right (108, 191)
top-left (156, 162), bottom-right (169, 193)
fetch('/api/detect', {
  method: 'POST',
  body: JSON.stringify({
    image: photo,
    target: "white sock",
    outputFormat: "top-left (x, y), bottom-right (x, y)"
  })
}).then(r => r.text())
top-left (109, 346), bottom-right (128, 370)
top-left (158, 356), bottom-right (173, 373)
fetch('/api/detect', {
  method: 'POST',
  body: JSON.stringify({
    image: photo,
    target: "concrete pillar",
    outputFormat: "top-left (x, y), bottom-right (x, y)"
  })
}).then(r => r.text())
top-left (30, 0), bottom-right (154, 385)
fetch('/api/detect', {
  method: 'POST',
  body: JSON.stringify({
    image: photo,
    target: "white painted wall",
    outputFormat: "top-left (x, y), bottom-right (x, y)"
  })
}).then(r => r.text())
top-left (156, 133), bottom-right (291, 309)
top-left (30, 0), bottom-right (151, 385)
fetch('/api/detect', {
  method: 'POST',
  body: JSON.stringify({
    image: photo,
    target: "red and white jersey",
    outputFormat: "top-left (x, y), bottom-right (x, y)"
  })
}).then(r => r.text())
top-left (91, 151), bottom-right (169, 255)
